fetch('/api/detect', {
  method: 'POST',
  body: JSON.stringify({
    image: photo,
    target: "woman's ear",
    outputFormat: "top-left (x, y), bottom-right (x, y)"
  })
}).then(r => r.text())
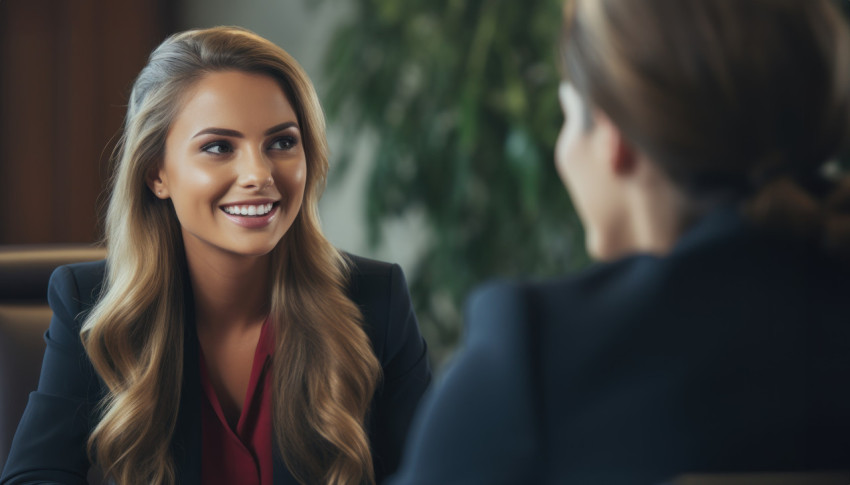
top-left (146, 167), bottom-right (170, 199)
top-left (594, 110), bottom-right (638, 177)
top-left (611, 133), bottom-right (638, 176)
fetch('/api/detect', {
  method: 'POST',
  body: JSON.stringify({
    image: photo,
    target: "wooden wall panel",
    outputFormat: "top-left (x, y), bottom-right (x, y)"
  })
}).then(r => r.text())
top-left (0, 1), bottom-right (56, 243)
top-left (0, 0), bottom-right (175, 244)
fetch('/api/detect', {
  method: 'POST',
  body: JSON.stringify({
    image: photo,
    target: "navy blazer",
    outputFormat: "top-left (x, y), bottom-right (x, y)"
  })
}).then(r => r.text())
top-left (1, 255), bottom-right (431, 485)
top-left (390, 208), bottom-right (850, 485)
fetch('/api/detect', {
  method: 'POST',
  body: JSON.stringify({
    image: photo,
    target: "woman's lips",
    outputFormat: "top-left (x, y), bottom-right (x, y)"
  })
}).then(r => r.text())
top-left (221, 202), bottom-right (275, 216)
top-left (220, 202), bottom-right (279, 228)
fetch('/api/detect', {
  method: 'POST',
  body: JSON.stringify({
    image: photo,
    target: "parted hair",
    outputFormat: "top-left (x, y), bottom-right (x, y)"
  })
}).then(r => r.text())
top-left (561, 0), bottom-right (850, 261)
top-left (81, 26), bottom-right (381, 485)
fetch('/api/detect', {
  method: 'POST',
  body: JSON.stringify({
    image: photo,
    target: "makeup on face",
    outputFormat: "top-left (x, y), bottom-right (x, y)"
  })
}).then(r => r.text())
top-left (155, 71), bottom-right (308, 260)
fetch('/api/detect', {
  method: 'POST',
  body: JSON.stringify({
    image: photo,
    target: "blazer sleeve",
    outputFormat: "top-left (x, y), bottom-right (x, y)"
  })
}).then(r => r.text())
top-left (0, 265), bottom-right (100, 485)
top-left (386, 281), bottom-right (541, 485)
top-left (369, 263), bottom-right (432, 483)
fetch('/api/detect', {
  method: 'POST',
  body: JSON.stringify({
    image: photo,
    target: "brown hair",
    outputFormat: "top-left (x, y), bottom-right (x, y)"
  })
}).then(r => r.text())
top-left (82, 27), bottom-right (380, 484)
top-left (561, 0), bottom-right (850, 261)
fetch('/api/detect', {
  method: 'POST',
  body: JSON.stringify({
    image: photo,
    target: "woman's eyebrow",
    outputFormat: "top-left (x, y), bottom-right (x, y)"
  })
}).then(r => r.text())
top-left (191, 121), bottom-right (299, 139)
top-left (265, 121), bottom-right (299, 135)
top-left (192, 127), bottom-right (242, 139)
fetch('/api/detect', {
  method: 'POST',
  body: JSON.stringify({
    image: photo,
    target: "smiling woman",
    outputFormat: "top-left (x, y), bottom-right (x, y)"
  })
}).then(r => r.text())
top-left (0, 27), bottom-right (431, 485)
top-left (152, 71), bottom-right (307, 258)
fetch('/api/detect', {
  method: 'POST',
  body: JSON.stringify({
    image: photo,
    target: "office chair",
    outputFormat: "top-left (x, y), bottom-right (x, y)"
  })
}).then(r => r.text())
top-left (0, 244), bottom-right (105, 472)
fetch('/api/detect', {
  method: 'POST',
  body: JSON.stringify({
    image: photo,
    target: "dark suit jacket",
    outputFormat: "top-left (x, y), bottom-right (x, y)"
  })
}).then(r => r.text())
top-left (390, 207), bottom-right (850, 485)
top-left (1, 255), bottom-right (431, 485)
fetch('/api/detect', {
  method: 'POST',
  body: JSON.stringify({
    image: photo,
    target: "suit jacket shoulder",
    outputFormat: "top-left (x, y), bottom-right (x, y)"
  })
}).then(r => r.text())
top-left (47, 260), bottom-right (107, 326)
top-left (346, 254), bottom-right (423, 371)
top-left (390, 208), bottom-right (850, 484)
top-left (343, 254), bottom-right (432, 480)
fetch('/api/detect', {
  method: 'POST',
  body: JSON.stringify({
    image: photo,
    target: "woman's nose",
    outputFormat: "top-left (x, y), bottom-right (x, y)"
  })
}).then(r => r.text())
top-left (238, 147), bottom-right (273, 190)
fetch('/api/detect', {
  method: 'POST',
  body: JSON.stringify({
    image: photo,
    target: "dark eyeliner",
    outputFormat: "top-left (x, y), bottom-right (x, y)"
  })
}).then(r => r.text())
top-left (200, 140), bottom-right (232, 154)
top-left (270, 135), bottom-right (298, 150)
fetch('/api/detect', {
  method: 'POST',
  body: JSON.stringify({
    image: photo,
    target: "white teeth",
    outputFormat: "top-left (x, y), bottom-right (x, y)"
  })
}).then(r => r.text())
top-left (223, 203), bottom-right (274, 216)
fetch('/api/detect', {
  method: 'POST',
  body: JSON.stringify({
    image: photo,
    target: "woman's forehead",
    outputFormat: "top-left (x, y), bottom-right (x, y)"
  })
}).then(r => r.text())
top-left (169, 71), bottom-right (298, 139)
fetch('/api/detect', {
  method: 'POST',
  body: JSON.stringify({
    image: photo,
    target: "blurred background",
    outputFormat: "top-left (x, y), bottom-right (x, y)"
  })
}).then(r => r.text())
top-left (0, 0), bottom-right (591, 366)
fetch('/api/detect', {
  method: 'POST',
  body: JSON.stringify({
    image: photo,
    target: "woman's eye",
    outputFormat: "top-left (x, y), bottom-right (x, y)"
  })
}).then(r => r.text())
top-left (269, 136), bottom-right (297, 150)
top-left (201, 141), bottom-right (233, 154)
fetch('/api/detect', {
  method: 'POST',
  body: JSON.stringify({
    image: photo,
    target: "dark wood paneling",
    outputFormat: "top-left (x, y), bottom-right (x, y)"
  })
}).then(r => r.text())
top-left (0, 0), bottom-right (174, 244)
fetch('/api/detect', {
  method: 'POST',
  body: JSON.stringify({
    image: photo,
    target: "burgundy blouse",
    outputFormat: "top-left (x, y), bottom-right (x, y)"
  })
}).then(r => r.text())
top-left (199, 320), bottom-right (274, 485)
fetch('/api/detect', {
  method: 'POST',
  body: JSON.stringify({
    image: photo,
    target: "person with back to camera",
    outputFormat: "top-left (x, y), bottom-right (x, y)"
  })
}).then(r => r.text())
top-left (0, 26), bottom-right (431, 485)
top-left (388, 0), bottom-right (850, 484)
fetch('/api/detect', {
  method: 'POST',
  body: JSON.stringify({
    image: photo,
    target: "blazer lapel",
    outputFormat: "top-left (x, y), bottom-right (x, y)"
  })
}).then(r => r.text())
top-left (273, 438), bottom-right (301, 484)
top-left (173, 314), bottom-right (202, 485)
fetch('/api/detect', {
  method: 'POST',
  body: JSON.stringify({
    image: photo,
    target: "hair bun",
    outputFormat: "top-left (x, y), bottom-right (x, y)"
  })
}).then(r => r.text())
top-left (744, 172), bottom-right (850, 264)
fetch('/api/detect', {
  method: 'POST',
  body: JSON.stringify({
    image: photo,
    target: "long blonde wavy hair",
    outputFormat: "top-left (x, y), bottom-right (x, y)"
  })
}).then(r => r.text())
top-left (81, 26), bottom-right (381, 485)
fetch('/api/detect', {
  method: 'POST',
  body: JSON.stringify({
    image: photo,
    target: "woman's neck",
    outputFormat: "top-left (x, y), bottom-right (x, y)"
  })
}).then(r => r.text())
top-left (184, 246), bottom-right (273, 333)
top-left (625, 159), bottom-right (699, 257)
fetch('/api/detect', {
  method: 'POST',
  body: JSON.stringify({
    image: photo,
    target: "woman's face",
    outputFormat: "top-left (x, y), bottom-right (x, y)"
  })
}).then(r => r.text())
top-left (555, 82), bottom-right (628, 260)
top-left (152, 70), bottom-right (307, 260)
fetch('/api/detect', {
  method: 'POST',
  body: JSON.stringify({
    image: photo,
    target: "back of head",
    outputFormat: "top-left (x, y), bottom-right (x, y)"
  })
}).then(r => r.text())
top-left (561, 0), bottom-right (850, 259)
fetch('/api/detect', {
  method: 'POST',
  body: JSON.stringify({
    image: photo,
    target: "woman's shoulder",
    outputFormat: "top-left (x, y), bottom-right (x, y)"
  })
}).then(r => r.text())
top-left (49, 259), bottom-right (107, 290)
top-left (49, 259), bottom-right (107, 300)
top-left (47, 260), bottom-right (107, 326)
top-left (344, 252), bottom-right (398, 277)
top-left (464, 206), bottom-right (850, 351)
top-left (461, 209), bottom-right (758, 330)
top-left (341, 252), bottom-right (423, 360)
top-left (464, 254), bottom-right (656, 332)
top-left (343, 252), bottom-right (409, 302)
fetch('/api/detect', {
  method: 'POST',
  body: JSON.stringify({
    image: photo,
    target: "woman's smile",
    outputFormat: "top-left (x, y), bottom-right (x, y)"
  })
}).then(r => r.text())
top-left (220, 200), bottom-right (280, 228)
top-left (150, 70), bottom-right (308, 259)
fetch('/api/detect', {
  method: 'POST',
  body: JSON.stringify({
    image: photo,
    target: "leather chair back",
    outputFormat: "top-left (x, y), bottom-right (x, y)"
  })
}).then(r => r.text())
top-left (0, 244), bottom-right (106, 471)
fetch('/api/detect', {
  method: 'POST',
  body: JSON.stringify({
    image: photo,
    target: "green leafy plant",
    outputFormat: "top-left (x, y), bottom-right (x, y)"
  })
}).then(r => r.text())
top-left (319, 0), bottom-right (588, 363)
